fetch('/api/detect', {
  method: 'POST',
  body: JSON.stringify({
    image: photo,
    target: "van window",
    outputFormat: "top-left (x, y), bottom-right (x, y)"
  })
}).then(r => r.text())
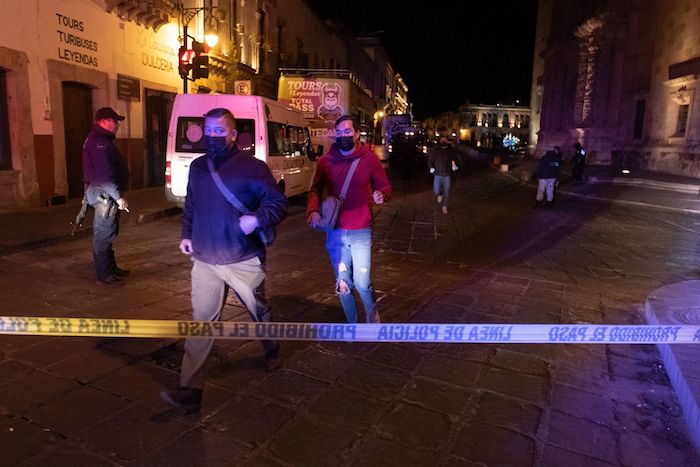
top-left (268, 122), bottom-right (310, 156)
top-left (175, 116), bottom-right (256, 153)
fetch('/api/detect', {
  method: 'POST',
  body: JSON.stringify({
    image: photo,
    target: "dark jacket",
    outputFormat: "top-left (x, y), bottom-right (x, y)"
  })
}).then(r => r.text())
top-left (535, 150), bottom-right (562, 179)
top-left (307, 142), bottom-right (392, 230)
top-left (573, 146), bottom-right (586, 166)
top-left (182, 145), bottom-right (288, 264)
top-left (428, 145), bottom-right (459, 176)
top-left (82, 124), bottom-right (129, 204)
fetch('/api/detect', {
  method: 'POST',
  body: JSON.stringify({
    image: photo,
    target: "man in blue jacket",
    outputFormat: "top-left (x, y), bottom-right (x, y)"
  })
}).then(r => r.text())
top-left (81, 107), bottom-right (129, 286)
top-left (428, 136), bottom-right (459, 214)
top-left (161, 108), bottom-right (288, 412)
top-left (533, 146), bottom-right (562, 209)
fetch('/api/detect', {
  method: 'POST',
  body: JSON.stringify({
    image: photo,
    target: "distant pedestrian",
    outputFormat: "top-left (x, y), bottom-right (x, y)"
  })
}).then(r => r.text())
top-left (307, 115), bottom-right (392, 324)
top-left (533, 146), bottom-right (562, 209)
top-left (81, 107), bottom-right (130, 286)
top-left (160, 108), bottom-right (288, 413)
top-left (572, 142), bottom-right (586, 184)
top-left (428, 136), bottom-right (459, 214)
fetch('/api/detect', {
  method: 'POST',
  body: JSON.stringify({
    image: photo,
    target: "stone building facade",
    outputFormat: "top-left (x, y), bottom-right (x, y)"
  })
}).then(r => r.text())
top-left (532, 0), bottom-right (700, 174)
top-left (457, 103), bottom-right (530, 148)
top-left (422, 103), bottom-right (530, 148)
top-left (0, 0), bottom-right (401, 210)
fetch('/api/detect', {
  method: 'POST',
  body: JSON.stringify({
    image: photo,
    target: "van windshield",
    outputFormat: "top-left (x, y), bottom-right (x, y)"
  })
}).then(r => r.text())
top-left (175, 117), bottom-right (256, 153)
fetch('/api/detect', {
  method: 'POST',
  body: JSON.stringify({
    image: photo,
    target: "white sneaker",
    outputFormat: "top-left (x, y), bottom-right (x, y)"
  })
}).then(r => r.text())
top-left (437, 195), bottom-right (443, 203)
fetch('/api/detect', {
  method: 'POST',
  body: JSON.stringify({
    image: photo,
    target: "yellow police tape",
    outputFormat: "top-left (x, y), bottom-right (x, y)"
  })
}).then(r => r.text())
top-left (1, 316), bottom-right (700, 344)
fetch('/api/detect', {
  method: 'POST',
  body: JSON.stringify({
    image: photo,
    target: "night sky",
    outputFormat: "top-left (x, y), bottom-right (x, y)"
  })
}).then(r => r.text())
top-left (305, 0), bottom-right (538, 120)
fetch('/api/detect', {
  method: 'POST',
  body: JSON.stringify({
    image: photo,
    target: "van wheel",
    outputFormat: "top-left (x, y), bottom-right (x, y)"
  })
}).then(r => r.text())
top-left (278, 180), bottom-right (286, 195)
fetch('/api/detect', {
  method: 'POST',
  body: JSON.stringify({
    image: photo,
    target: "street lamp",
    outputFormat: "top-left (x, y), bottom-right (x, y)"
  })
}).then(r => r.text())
top-left (178, 3), bottom-right (221, 93)
top-left (204, 32), bottom-right (219, 48)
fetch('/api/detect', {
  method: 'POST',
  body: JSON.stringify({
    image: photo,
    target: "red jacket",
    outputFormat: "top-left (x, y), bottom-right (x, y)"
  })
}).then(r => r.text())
top-left (307, 143), bottom-right (392, 230)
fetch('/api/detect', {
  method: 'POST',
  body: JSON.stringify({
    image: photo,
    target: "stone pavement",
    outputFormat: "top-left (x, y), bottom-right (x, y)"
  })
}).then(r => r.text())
top-left (467, 149), bottom-right (700, 453)
top-left (1, 154), bottom-right (700, 465)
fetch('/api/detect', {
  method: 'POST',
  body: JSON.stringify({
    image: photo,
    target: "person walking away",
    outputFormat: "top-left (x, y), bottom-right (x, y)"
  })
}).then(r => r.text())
top-left (428, 136), bottom-right (459, 214)
top-left (533, 146), bottom-right (562, 209)
top-left (160, 108), bottom-right (288, 412)
top-left (307, 115), bottom-right (392, 324)
top-left (82, 107), bottom-right (130, 286)
top-left (572, 142), bottom-right (586, 184)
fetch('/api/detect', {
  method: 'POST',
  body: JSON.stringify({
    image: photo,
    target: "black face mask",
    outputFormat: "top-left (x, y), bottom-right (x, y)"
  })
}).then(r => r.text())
top-left (336, 136), bottom-right (355, 152)
top-left (206, 136), bottom-right (230, 157)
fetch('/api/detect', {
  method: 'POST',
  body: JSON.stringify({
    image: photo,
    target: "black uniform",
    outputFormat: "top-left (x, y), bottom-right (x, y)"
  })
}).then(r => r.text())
top-left (82, 124), bottom-right (129, 281)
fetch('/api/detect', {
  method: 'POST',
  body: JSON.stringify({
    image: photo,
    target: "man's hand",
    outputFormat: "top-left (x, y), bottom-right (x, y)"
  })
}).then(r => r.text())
top-left (429, 167), bottom-right (435, 174)
top-left (180, 239), bottom-right (193, 255)
top-left (451, 162), bottom-right (458, 172)
top-left (239, 215), bottom-right (259, 235)
top-left (307, 212), bottom-right (321, 228)
top-left (117, 197), bottom-right (129, 211)
top-left (372, 190), bottom-right (384, 204)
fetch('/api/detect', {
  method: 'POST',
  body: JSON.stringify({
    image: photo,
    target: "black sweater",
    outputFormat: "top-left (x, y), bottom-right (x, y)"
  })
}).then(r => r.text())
top-left (182, 147), bottom-right (288, 264)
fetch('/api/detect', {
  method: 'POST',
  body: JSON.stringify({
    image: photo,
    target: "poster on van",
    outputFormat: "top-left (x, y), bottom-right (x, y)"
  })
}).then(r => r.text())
top-left (278, 76), bottom-right (349, 145)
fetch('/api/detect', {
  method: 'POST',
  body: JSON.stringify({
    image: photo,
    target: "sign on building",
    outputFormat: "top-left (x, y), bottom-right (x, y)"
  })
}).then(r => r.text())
top-left (117, 74), bottom-right (141, 101)
top-left (234, 80), bottom-right (252, 96)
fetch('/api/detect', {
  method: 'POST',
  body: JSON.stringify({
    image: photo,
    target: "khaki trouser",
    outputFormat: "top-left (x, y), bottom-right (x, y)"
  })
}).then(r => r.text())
top-left (180, 257), bottom-right (277, 389)
top-left (536, 178), bottom-right (557, 202)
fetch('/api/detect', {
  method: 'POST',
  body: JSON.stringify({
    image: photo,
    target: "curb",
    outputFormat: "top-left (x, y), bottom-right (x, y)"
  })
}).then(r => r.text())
top-left (136, 206), bottom-right (182, 225)
top-left (586, 176), bottom-right (700, 194)
top-left (645, 281), bottom-right (700, 453)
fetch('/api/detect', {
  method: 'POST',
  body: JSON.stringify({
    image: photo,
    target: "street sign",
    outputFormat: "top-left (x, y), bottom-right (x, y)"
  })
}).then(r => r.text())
top-left (235, 80), bottom-right (252, 95)
top-left (117, 74), bottom-right (141, 101)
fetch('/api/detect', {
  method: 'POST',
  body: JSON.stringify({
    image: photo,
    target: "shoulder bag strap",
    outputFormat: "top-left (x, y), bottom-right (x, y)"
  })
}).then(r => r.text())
top-left (206, 157), bottom-right (251, 215)
top-left (338, 158), bottom-right (361, 200)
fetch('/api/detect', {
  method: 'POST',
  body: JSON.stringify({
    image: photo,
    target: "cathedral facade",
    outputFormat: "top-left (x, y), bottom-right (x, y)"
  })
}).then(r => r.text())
top-left (531, 0), bottom-right (700, 175)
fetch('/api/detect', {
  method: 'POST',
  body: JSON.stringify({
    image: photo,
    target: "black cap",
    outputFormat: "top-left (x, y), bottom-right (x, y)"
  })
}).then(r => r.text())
top-left (94, 107), bottom-right (125, 121)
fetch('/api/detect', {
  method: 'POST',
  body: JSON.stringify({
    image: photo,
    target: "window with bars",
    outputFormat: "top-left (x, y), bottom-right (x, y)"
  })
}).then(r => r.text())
top-left (676, 104), bottom-right (689, 136)
top-left (633, 99), bottom-right (645, 140)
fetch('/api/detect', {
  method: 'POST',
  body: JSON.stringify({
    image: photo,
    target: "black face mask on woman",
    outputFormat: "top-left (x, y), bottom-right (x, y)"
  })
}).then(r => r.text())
top-left (336, 136), bottom-right (355, 152)
top-left (206, 136), bottom-right (231, 158)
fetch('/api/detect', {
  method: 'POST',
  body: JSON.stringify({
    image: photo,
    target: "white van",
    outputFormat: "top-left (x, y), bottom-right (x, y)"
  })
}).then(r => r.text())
top-left (165, 94), bottom-right (318, 206)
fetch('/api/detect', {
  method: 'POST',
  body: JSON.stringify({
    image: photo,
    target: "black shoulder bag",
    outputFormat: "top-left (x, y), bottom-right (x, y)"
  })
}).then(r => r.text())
top-left (207, 158), bottom-right (276, 247)
top-left (314, 158), bottom-right (361, 232)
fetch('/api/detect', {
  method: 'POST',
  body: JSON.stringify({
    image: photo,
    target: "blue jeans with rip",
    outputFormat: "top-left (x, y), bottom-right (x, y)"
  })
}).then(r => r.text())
top-left (433, 175), bottom-right (451, 206)
top-left (325, 228), bottom-right (380, 323)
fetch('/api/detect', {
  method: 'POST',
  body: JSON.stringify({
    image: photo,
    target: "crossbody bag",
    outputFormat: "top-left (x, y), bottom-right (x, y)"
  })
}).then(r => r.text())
top-left (207, 157), bottom-right (276, 247)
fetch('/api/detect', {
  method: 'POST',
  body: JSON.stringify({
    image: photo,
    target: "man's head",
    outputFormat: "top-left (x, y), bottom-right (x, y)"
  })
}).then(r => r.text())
top-left (94, 107), bottom-right (124, 134)
top-left (334, 115), bottom-right (359, 154)
top-left (554, 146), bottom-right (561, 154)
top-left (204, 108), bottom-right (237, 157)
top-left (439, 136), bottom-right (449, 147)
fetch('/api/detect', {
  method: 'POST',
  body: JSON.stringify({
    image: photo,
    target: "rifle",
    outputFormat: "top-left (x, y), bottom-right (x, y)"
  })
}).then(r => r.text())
top-left (70, 195), bottom-right (90, 235)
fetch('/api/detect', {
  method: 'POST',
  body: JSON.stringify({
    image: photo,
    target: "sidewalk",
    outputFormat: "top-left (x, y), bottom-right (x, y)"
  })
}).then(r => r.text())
top-left (469, 149), bottom-right (700, 214)
top-left (0, 187), bottom-right (180, 256)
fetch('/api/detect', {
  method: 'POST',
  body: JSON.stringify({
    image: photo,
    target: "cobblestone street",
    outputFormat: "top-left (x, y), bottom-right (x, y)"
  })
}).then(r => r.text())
top-left (1, 158), bottom-right (699, 466)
